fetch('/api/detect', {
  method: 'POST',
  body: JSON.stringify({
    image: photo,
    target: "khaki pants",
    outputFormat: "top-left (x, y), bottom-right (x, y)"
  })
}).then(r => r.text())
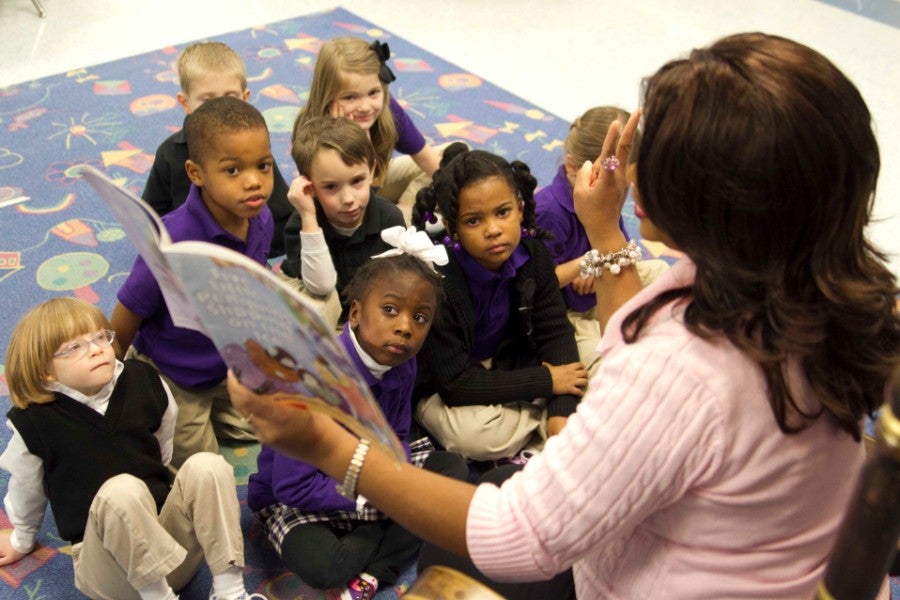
top-left (415, 393), bottom-right (547, 462)
top-left (572, 258), bottom-right (672, 376)
top-left (126, 348), bottom-right (253, 469)
top-left (72, 453), bottom-right (243, 599)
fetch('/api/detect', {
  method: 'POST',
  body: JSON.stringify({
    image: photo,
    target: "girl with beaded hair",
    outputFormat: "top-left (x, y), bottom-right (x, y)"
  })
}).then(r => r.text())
top-left (228, 33), bottom-right (898, 598)
top-left (406, 143), bottom-right (588, 463)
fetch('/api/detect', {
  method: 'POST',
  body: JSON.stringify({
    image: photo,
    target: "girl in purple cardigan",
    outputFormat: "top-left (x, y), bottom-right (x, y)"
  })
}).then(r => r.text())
top-left (248, 229), bottom-right (466, 600)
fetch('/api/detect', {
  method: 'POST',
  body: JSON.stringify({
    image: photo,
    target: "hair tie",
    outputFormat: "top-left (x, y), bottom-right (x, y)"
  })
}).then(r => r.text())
top-left (371, 226), bottom-right (448, 271)
top-left (369, 40), bottom-right (397, 84)
top-left (423, 210), bottom-right (438, 224)
top-left (442, 234), bottom-right (461, 252)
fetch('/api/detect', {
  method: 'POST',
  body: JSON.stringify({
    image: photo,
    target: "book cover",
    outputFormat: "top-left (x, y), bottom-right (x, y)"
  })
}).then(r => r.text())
top-left (79, 165), bottom-right (405, 462)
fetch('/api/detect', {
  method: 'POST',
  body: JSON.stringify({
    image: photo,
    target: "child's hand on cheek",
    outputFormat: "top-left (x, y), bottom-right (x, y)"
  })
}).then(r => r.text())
top-left (329, 103), bottom-right (346, 119)
top-left (543, 361), bottom-right (589, 397)
top-left (0, 531), bottom-right (28, 566)
top-left (288, 176), bottom-right (319, 229)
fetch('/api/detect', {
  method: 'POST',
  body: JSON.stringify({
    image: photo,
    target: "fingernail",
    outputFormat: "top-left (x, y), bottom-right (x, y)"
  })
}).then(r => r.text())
top-left (582, 160), bottom-right (592, 169)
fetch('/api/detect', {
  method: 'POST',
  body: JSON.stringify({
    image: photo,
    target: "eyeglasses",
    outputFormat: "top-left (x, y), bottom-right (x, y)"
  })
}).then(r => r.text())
top-left (52, 329), bottom-right (116, 360)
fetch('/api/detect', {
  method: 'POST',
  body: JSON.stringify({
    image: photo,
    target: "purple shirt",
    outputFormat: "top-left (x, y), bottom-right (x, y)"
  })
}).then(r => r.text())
top-left (389, 96), bottom-right (426, 156)
top-left (455, 244), bottom-right (530, 361)
top-left (117, 183), bottom-right (273, 389)
top-left (247, 325), bottom-right (415, 513)
top-left (535, 165), bottom-right (629, 313)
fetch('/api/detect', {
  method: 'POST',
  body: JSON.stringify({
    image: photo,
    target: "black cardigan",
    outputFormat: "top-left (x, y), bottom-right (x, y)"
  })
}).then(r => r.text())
top-left (415, 237), bottom-right (580, 419)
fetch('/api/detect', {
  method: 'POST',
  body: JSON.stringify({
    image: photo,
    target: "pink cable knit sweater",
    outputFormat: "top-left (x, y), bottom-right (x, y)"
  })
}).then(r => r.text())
top-left (466, 258), bottom-right (865, 598)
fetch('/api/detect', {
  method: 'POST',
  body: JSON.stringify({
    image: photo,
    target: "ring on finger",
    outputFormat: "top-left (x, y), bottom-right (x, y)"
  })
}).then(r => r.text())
top-left (600, 156), bottom-right (620, 172)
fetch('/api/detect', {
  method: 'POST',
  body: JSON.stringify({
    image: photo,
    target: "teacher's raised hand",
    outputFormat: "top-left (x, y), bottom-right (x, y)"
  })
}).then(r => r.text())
top-left (571, 109), bottom-right (643, 332)
top-left (573, 109), bottom-right (641, 247)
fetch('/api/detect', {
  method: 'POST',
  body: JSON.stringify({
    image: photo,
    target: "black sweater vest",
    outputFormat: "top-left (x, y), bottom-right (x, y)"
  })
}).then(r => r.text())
top-left (8, 359), bottom-right (173, 543)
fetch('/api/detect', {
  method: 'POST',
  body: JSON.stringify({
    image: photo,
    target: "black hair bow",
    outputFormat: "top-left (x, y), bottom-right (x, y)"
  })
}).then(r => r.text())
top-left (370, 40), bottom-right (397, 84)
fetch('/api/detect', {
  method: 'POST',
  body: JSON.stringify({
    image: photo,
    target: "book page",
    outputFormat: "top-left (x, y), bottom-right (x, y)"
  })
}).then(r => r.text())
top-left (164, 242), bottom-right (406, 462)
top-left (79, 165), bottom-right (204, 332)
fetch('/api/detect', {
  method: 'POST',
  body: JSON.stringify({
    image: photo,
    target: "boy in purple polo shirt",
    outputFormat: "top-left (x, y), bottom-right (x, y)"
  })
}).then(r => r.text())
top-left (111, 96), bottom-right (275, 469)
top-left (535, 106), bottom-right (667, 373)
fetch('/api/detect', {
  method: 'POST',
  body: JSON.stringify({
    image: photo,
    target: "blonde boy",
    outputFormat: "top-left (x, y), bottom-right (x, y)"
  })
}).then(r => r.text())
top-left (142, 41), bottom-right (292, 257)
top-left (0, 298), bottom-right (264, 600)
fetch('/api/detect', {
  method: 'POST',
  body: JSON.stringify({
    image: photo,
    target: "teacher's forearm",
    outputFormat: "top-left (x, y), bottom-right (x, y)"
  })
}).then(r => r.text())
top-left (314, 417), bottom-right (475, 557)
top-left (585, 232), bottom-right (642, 333)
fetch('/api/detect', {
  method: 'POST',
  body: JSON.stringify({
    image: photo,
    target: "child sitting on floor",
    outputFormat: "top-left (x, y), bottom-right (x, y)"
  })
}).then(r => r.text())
top-left (112, 96), bottom-right (275, 468)
top-left (0, 298), bottom-right (265, 600)
top-left (411, 143), bottom-right (588, 462)
top-left (248, 228), bottom-right (467, 599)
top-left (287, 36), bottom-right (445, 220)
top-left (279, 116), bottom-right (405, 326)
top-left (535, 106), bottom-right (668, 372)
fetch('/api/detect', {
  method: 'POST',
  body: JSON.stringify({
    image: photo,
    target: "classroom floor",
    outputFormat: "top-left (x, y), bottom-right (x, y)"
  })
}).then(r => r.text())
top-left (1, 0), bottom-right (898, 273)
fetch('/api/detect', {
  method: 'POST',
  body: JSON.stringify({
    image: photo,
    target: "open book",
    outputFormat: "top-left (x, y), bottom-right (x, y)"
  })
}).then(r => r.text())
top-left (79, 165), bottom-right (405, 462)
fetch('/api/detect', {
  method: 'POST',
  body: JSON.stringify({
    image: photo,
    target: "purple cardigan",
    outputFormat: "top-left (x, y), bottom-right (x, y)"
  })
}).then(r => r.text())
top-left (248, 325), bottom-right (414, 513)
top-left (535, 165), bottom-right (628, 313)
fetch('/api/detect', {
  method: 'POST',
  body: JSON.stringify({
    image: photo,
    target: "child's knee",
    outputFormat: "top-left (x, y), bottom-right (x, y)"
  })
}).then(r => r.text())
top-left (178, 451), bottom-right (234, 485)
top-left (92, 474), bottom-right (154, 514)
top-left (280, 534), bottom-right (353, 588)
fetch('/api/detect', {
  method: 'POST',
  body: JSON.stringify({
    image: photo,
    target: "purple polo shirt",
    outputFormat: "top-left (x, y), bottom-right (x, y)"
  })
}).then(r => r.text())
top-left (117, 183), bottom-right (273, 389)
top-left (389, 96), bottom-right (426, 156)
top-left (535, 165), bottom-right (629, 313)
top-left (455, 244), bottom-right (530, 361)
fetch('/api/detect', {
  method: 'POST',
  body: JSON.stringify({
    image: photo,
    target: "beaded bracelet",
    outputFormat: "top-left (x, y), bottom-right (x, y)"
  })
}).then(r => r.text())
top-left (579, 240), bottom-right (642, 279)
top-left (336, 439), bottom-right (371, 500)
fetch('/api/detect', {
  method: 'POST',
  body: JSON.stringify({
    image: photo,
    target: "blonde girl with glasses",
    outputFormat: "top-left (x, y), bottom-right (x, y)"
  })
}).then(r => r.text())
top-left (0, 298), bottom-right (265, 600)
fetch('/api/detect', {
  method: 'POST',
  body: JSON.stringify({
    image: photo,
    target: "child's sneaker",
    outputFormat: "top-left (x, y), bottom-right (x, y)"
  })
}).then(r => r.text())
top-left (339, 573), bottom-right (378, 600)
top-left (496, 448), bottom-right (540, 468)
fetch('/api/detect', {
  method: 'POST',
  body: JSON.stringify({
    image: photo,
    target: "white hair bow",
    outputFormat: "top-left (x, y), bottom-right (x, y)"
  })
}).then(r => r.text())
top-left (370, 226), bottom-right (449, 271)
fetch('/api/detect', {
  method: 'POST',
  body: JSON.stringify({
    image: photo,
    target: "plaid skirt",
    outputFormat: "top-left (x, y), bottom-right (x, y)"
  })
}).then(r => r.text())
top-left (254, 437), bottom-right (434, 554)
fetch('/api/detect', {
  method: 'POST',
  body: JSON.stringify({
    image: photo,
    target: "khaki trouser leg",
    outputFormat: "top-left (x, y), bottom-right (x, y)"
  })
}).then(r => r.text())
top-left (73, 475), bottom-right (187, 600)
top-left (161, 452), bottom-right (245, 588)
top-left (572, 258), bottom-right (672, 377)
top-left (415, 393), bottom-right (546, 461)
